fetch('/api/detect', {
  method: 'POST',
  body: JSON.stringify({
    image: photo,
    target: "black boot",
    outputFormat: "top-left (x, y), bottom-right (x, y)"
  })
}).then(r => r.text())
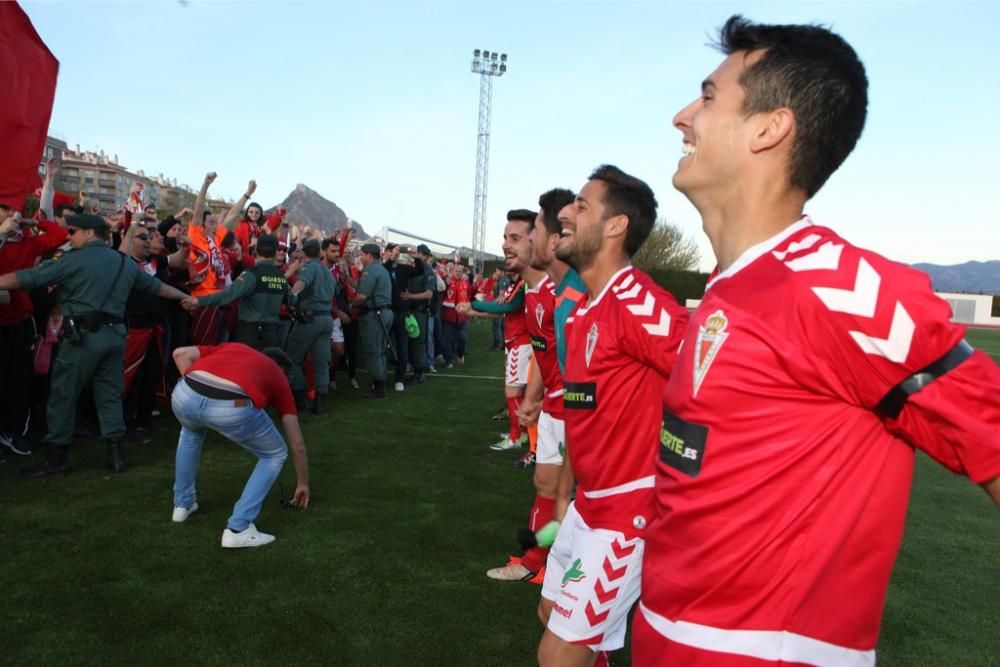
top-left (293, 390), bottom-right (308, 411)
top-left (20, 445), bottom-right (70, 479)
top-left (404, 371), bottom-right (425, 385)
top-left (364, 380), bottom-right (387, 399)
top-left (312, 392), bottom-right (326, 416)
top-left (106, 437), bottom-right (126, 473)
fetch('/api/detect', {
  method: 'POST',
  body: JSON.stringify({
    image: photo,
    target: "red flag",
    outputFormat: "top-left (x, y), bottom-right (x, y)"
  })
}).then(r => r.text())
top-left (0, 3), bottom-right (59, 212)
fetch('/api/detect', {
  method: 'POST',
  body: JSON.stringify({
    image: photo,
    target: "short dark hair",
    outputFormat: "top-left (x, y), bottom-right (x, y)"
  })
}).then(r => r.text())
top-left (261, 347), bottom-right (293, 373)
top-left (588, 165), bottom-right (657, 257)
top-left (715, 15), bottom-right (868, 198)
top-left (321, 238), bottom-right (337, 251)
top-left (54, 203), bottom-right (74, 219)
top-left (506, 209), bottom-right (537, 229)
top-left (537, 189), bottom-right (575, 236)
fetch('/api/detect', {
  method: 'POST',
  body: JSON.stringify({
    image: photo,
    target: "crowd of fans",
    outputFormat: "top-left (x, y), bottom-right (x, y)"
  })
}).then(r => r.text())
top-left (0, 160), bottom-right (514, 464)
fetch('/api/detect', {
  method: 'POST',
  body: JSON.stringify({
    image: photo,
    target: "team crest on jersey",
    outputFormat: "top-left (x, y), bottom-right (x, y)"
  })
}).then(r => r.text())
top-left (585, 323), bottom-right (599, 367)
top-left (535, 303), bottom-right (545, 328)
top-left (693, 310), bottom-right (729, 397)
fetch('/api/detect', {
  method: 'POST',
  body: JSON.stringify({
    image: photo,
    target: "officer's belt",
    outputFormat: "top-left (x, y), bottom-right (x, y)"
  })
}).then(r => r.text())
top-left (75, 312), bottom-right (126, 328)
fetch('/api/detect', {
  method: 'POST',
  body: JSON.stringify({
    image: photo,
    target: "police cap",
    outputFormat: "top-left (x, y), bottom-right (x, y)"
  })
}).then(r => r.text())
top-left (361, 242), bottom-right (382, 256)
top-left (256, 234), bottom-right (278, 256)
top-left (66, 214), bottom-right (108, 230)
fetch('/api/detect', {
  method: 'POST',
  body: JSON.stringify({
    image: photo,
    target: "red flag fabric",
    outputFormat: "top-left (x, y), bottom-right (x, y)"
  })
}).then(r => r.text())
top-left (0, 3), bottom-right (59, 212)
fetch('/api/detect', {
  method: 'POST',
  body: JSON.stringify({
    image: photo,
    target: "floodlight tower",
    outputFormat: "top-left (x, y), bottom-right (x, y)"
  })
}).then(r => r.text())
top-left (469, 49), bottom-right (507, 273)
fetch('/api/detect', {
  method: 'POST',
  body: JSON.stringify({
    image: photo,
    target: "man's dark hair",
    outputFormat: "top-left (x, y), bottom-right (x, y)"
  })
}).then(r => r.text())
top-left (506, 209), bottom-right (537, 229)
top-left (537, 189), bottom-right (575, 236)
top-left (588, 165), bottom-right (657, 257)
top-left (303, 242), bottom-right (321, 259)
top-left (261, 347), bottom-right (293, 373)
top-left (715, 15), bottom-right (868, 198)
top-left (54, 203), bottom-right (74, 219)
top-left (321, 238), bottom-right (336, 251)
top-left (221, 231), bottom-right (236, 249)
top-left (144, 204), bottom-right (157, 214)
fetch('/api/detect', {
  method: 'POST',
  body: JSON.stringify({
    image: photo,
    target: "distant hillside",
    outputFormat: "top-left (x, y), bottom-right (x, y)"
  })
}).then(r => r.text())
top-left (267, 184), bottom-right (369, 239)
top-left (912, 260), bottom-right (1000, 294)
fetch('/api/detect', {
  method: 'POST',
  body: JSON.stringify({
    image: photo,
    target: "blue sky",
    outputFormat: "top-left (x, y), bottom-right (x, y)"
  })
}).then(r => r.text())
top-left (22, 1), bottom-right (1000, 270)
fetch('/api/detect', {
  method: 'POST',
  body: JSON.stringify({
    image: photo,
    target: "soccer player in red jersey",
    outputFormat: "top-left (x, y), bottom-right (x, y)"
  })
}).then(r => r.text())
top-left (536, 166), bottom-right (688, 667)
top-left (634, 16), bottom-right (1000, 666)
top-left (462, 210), bottom-right (538, 452)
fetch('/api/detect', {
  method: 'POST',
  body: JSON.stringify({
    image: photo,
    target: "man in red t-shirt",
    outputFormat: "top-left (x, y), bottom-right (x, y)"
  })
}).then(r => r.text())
top-left (170, 343), bottom-right (310, 548)
top-left (634, 16), bottom-right (1000, 666)
top-left (536, 167), bottom-right (688, 667)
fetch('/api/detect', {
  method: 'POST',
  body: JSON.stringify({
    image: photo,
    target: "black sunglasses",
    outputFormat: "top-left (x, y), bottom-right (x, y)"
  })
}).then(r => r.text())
top-left (278, 482), bottom-right (295, 509)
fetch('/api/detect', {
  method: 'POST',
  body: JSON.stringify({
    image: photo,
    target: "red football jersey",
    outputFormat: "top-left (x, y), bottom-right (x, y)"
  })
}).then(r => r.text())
top-left (563, 266), bottom-right (687, 536)
top-left (525, 276), bottom-right (564, 418)
top-left (500, 279), bottom-right (530, 347)
top-left (189, 343), bottom-right (297, 417)
top-left (639, 219), bottom-right (1000, 664)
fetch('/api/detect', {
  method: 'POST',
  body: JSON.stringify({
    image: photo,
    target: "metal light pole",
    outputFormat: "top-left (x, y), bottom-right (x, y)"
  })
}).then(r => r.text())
top-left (470, 49), bottom-right (507, 274)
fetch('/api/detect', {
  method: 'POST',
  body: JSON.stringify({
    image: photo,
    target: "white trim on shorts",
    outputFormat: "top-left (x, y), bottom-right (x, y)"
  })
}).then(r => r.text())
top-left (536, 410), bottom-right (564, 466)
top-left (504, 342), bottom-right (532, 387)
top-left (541, 502), bottom-right (644, 652)
top-left (638, 603), bottom-right (877, 666)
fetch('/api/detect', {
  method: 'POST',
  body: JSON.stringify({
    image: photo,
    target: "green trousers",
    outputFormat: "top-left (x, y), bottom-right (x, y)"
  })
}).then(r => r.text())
top-left (360, 309), bottom-right (393, 382)
top-left (46, 324), bottom-right (127, 446)
top-left (286, 315), bottom-right (334, 393)
top-left (236, 320), bottom-right (280, 352)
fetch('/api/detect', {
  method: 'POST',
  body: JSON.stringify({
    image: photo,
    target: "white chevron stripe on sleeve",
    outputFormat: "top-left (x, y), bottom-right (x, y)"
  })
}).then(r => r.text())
top-left (849, 301), bottom-right (914, 363)
top-left (616, 283), bottom-right (642, 301)
top-left (642, 310), bottom-right (672, 337)
top-left (613, 273), bottom-right (635, 292)
top-left (771, 233), bottom-right (822, 261)
top-left (626, 292), bottom-right (655, 317)
top-left (811, 258), bottom-right (880, 317)
top-left (783, 241), bottom-right (844, 272)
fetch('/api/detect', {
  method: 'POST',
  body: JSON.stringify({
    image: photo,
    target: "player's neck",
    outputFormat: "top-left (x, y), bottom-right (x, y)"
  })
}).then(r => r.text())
top-left (545, 259), bottom-right (570, 285)
top-left (701, 194), bottom-right (805, 272)
top-left (520, 266), bottom-right (547, 288)
top-left (580, 250), bottom-right (630, 301)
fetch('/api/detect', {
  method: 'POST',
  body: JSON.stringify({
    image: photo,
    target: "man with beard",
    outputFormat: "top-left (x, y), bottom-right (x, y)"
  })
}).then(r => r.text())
top-left (535, 166), bottom-right (688, 667)
top-left (634, 17), bottom-right (1000, 665)
top-left (482, 188), bottom-right (579, 587)
top-left (460, 210), bottom-right (537, 452)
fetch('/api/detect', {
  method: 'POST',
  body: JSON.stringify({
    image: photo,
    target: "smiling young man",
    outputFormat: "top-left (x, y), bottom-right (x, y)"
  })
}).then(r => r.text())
top-left (461, 210), bottom-right (539, 452)
top-left (535, 167), bottom-right (688, 667)
top-left (634, 16), bottom-right (1000, 666)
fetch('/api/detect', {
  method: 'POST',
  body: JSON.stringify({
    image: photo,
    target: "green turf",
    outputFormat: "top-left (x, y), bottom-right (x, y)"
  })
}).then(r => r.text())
top-left (0, 322), bottom-right (997, 665)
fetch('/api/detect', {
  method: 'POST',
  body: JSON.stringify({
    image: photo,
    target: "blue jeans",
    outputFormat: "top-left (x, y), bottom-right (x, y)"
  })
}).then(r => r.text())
top-left (425, 315), bottom-right (436, 368)
top-left (171, 380), bottom-right (288, 532)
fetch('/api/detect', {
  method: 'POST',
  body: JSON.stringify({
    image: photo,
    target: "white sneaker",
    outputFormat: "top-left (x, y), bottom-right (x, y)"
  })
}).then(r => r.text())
top-left (172, 502), bottom-right (199, 523)
top-left (486, 559), bottom-right (536, 581)
top-left (489, 436), bottom-right (522, 451)
top-left (394, 381), bottom-right (405, 392)
top-left (221, 523), bottom-right (275, 548)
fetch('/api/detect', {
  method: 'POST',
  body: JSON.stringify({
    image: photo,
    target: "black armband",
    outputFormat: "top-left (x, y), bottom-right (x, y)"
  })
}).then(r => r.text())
top-left (875, 340), bottom-right (974, 420)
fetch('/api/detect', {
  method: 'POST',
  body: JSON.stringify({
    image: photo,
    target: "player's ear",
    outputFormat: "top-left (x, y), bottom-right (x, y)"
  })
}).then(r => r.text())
top-left (604, 213), bottom-right (628, 241)
top-left (750, 107), bottom-right (794, 154)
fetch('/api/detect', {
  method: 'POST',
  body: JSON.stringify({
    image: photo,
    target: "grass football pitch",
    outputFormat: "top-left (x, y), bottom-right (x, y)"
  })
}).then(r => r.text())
top-left (1, 324), bottom-right (997, 666)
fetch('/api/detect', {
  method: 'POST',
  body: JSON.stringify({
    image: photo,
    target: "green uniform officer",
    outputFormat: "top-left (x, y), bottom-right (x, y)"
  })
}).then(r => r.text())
top-left (194, 234), bottom-right (290, 351)
top-left (398, 252), bottom-right (436, 385)
top-left (286, 239), bottom-right (338, 414)
top-left (0, 214), bottom-right (188, 477)
top-left (352, 243), bottom-right (394, 398)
